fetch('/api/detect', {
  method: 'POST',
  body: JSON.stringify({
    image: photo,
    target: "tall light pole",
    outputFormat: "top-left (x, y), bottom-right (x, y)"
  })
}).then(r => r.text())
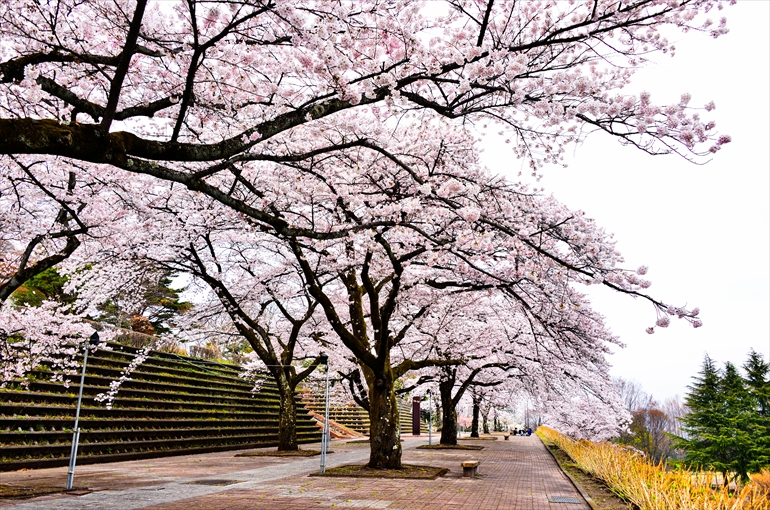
top-left (428, 390), bottom-right (433, 445)
top-left (318, 353), bottom-right (330, 474)
top-left (66, 331), bottom-right (99, 490)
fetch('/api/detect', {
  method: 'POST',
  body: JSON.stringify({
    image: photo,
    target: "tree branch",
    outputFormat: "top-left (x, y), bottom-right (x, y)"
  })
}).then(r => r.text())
top-left (101, 0), bottom-right (149, 131)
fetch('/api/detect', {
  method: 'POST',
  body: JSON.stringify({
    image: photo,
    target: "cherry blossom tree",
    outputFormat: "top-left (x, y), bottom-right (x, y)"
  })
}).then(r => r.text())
top-left (289, 240), bottom-right (467, 468)
top-left (533, 384), bottom-right (629, 442)
top-left (0, 158), bottom-right (91, 302)
top-left (0, 3), bottom-right (726, 372)
top-left (0, 0), bottom-right (731, 259)
top-left (414, 286), bottom-right (625, 445)
top-left (51, 177), bottom-right (336, 450)
top-left (0, 157), bottom-right (122, 384)
top-left (5, 117), bottom-right (697, 466)
top-left (3, 117), bottom-right (696, 466)
top-left (469, 387), bottom-right (488, 437)
top-left (0, 0), bottom-right (732, 468)
top-left (408, 293), bottom-right (528, 445)
top-left (0, 0), bottom-right (720, 336)
top-left (0, 0), bottom-right (730, 172)
top-left (168, 238), bottom-right (330, 451)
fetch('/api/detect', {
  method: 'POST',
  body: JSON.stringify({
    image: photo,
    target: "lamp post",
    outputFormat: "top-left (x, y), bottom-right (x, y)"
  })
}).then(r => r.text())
top-left (318, 353), bottom-right (330, 474)
top-left (427, 390), bottom-right (432, 446)
top-left (66, 331), bottom-right (99, 490)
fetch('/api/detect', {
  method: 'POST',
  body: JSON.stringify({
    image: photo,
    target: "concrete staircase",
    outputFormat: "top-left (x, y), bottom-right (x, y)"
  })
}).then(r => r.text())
top-left (299, 390), bottom-right (428, 436)
top-left (0, 342), bottom-right (320, 471)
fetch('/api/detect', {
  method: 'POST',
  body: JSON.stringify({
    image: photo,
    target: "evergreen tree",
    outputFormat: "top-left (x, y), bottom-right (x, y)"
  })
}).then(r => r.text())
top-left (744, 350), bottom-right (770, 418)
top-left (134, 271), bottom-right (192, 335)
top-left (679, 353), bottom-right (770, 484)
top-left (679, 355), bottom-right (728, 475)
top-left (10, 267), bottom-right (75, 308)
top-left (719, 362), bottom-right (765, 483)
top-left (743, 350), bottom-right (770, 471)
top-left (97, 269), bottom-right (190, 336)
top-left (11, 263), bottom-right (190, 336)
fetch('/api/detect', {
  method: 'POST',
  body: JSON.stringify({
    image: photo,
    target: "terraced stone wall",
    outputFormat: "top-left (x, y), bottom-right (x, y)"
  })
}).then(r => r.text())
top-left (300, 390), bottom-right (428, 435)
top-left (0, 342), bottom-right (321, 471)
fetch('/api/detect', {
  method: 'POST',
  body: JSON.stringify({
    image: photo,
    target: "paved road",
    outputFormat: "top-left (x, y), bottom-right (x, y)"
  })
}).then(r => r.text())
top-left (1, 435), bottom-right (590, 510)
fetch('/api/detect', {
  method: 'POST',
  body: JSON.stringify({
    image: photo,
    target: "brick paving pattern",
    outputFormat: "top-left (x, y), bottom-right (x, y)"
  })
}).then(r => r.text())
top-left (1, 435), bottom-right (589, 510)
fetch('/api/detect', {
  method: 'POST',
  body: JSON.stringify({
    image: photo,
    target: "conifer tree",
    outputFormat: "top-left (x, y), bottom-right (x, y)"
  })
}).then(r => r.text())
top-left (10, 268), bottom-right (75, 308)
top-left (679, 356), bottom-right (728, 478)
top-left (719, 362), bottom-right (764, 483)
top-left (95, 268), bottom-right (190, 336)
top-left (744, 350), bottom-right (770, 418)
top-left (743, 350), bottom-right (770, 470)
top-left (679, 354), bottom-right (770, 484)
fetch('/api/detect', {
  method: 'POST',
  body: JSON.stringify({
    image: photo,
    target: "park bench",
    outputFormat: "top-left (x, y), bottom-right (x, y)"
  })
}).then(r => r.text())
top-left (461, 460), bottom-right (480, 477)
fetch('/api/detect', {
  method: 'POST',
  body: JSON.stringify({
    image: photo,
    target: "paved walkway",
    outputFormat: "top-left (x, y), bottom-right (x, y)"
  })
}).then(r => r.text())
top-left (1, 435), bottom-right (589, 510)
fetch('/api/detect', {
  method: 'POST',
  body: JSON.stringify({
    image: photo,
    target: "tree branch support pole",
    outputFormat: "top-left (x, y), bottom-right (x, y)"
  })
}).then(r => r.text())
top-left (66, 332), bottom-right (99, 490)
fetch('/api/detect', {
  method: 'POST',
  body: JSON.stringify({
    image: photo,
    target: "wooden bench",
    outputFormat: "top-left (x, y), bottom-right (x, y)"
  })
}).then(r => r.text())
top-left (461, 460), bottom-right (479, 477)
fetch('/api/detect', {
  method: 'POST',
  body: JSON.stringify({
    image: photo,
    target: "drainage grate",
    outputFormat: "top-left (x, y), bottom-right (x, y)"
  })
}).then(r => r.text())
top-left (185, 479), bottom-right (245, 486)
top-left (548, 495), bottom-right (583, 503)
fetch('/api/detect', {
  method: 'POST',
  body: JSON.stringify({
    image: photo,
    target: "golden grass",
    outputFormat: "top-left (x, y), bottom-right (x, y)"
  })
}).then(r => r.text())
top-left (537, 426), bottom-right (769, 510)
top-left (751, 470), bottom-right (770, 496)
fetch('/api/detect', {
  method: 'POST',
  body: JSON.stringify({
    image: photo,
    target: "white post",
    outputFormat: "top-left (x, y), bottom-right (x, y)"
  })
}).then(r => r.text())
top-left (428, 391), bottom-right (433, 445)
top-left (319, 354), bottom-right (330, 474)
top-left (66, 332), bottom-right (98, 490)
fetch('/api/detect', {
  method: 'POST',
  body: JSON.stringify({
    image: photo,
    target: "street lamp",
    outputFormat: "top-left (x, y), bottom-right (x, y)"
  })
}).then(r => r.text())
top-left (66, 331), bottom-right (99, 490)
top-left (318, 353), bottom-right (330, 474)
top-left (427, 390), bottom-right (432, 446)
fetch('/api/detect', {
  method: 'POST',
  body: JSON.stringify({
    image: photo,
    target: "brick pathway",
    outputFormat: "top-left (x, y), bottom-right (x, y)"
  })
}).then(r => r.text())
top-left (1, 435), bottom-right (589, 510)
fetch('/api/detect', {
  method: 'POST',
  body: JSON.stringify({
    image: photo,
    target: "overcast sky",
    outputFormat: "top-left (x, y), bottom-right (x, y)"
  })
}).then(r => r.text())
top-left (483, 0), bottom-right (770, 403)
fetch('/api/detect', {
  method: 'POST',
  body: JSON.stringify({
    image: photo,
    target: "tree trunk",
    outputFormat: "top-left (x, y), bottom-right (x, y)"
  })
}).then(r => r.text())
top-left (365, 366), bottom-right (402, 469)
top-left (276, 375), bottom-right (299, 451)
top-left (471, 401), bottom-right (480, 437)
top-left (439, 379), bottom-right (458, 445)
top-left (482, 408), bottom-right (490, 435)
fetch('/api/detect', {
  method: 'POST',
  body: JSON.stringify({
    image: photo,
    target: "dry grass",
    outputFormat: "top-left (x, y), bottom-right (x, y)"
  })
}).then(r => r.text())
top-left (752, 470), bottom-right (770, 496)
top-left (537, 426), bottom-right (770, 510)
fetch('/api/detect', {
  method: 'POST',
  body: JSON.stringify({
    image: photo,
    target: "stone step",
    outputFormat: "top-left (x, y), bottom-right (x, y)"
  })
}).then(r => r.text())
top-left (1, 341), bottom-right (322, 469)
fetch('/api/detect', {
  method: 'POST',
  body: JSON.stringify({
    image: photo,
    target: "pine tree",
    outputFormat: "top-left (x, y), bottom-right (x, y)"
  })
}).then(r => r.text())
top-left (10, 267), bottom-right (75, 308)
top-left (743, 351), bottom-right (770, 472)
top-left (97, 269), bottom-right (190, 335)
top-left (679, 353), bottom-right (770, 485)
top-left (719, 362), bottom-right (765, 483)
top-left (744, 350), bottom-right (770, 418)
top-left (679, 355), bottom-right (728, 476)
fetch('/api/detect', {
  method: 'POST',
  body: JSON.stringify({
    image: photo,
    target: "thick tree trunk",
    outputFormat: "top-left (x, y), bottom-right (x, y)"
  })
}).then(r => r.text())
top-left (482, 409), bottom-right (490, 435)
top-left (276, 376), bottom-right (299, 451)
top-left (439, 379), bottom-right (458, 445)
top-left (471, 402), bottom-right (480, 437)
top-left (366, 366), bottom-right (402, 469)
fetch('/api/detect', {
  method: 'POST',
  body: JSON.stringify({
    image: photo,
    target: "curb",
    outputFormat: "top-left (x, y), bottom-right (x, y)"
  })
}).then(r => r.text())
top-left (537, 436), bottom-right (600, 510)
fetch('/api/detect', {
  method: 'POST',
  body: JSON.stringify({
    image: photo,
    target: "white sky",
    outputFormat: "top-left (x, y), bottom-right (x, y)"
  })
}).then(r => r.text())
top-left (483, 1), bottom-right (770, 403)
